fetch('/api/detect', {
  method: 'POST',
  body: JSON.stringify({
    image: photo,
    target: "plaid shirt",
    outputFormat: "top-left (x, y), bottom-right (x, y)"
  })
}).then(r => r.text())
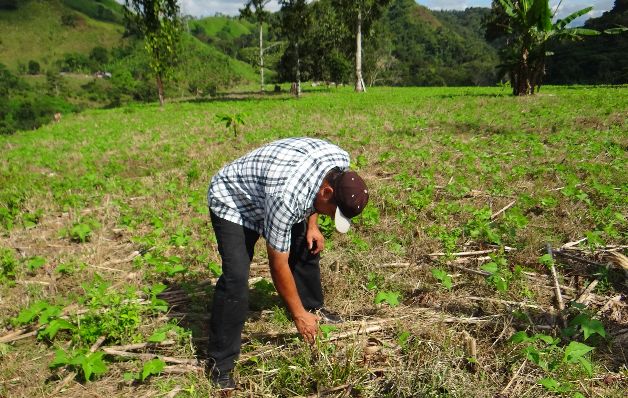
top-left (208, 138), bottom-right (350, 252)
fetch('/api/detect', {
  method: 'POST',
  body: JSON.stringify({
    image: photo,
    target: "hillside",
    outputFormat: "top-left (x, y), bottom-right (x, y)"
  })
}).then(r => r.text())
top-left (0, 0), bottom-right (125, 71)
top-left (378, 0), bottom-right (499, 86)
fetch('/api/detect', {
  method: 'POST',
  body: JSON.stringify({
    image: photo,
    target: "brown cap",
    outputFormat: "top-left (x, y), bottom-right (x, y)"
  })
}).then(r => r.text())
top-left (333, 171), bottom-right (369, 233)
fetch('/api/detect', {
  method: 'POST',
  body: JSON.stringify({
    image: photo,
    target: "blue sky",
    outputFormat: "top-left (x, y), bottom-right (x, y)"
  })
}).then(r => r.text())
top-left (116, 1), bottom-right (614, 25)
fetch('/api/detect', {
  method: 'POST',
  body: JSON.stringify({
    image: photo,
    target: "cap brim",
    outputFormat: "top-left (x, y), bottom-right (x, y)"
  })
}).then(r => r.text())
top-left (334, 207), bottom-right (351, 233)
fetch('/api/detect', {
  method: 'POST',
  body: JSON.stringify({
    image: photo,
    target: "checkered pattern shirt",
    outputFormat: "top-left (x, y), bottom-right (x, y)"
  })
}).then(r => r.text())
top-left (208, 138), bottom-right (350, 252)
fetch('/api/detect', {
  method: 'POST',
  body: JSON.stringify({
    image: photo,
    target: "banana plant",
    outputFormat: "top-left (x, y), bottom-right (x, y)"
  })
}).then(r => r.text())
top-left (490, 0), bottom-right (599, 95)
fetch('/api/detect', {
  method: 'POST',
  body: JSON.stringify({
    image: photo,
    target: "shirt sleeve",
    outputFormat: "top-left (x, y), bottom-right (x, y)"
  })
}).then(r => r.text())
top-left (263, 194), bottom-right (298, 252)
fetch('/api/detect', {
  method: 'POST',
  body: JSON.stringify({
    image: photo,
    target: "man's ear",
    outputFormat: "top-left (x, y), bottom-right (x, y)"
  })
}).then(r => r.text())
top-left (321, 185), bottom-right (334, 201)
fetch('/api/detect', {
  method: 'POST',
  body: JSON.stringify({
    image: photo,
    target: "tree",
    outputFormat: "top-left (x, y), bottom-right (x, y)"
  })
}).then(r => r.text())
top-left (278, 0), bottom-right (311, 97)
top-left (240, 1), bottom-right (271, 93)
top-left (124, 0), bottom-right (182, 106)
top-left (331, 0), bottom-right (392, 92)
top-left (0, 0), bottom-right (19, 10)
top-left (486, 0), bottom-right (599, 95)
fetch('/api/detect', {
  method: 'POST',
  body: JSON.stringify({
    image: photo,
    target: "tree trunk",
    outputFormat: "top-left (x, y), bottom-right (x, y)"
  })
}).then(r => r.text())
top-left (355, 9), bottom-right (366, 92)
top-left (259, 23), bottom-right (264, 93)
top-left (513, 46), bottom-right (532, 96)
top-left (156, 74), bottom-right (165, 106)
top-left (295, 41), bottom-right (301, 98)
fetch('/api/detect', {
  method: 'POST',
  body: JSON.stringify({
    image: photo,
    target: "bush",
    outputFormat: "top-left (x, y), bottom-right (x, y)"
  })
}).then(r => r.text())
top-left (61, 13), bottom-right (80, 27)
top-left (58, 53), bottom-right (93, 73)
top-left (0, 63), bottom-right (20, 95)
top-left (28, 60), bottom-right (40, 75)
top-left (90, 46), bottom-right (109, 66)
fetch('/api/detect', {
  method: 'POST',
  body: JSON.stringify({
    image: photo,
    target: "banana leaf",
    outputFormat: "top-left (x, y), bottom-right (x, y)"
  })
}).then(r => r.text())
top-left (554, 7), bottom-right (593, 30)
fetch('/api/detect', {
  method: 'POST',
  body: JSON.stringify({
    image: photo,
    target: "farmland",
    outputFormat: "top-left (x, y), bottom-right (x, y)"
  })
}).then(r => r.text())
top-left (0, 85), bottom-right (627, 397)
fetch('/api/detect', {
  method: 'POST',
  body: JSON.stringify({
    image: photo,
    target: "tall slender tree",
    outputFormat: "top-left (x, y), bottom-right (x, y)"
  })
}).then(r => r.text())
top-left (240, 1), bottom-right (271, 93)
top-left (331, 0), bottom-right (391, 92)
top-left (124, 0), bottom-right (182, 106)
top-left (278, 0), bottom-right (310, 97)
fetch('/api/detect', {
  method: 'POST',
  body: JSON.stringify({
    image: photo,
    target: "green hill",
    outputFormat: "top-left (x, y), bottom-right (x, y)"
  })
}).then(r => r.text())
top-left (189, 15), bottom-right (257, 39)
top-left (377, 0), bottom-right (499, 86)
top-left (0, 0), bottom-right (124, 71)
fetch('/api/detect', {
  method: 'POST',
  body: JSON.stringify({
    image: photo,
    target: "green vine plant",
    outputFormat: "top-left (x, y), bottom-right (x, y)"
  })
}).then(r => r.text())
top-left (509, 323), bottom-right (605, 397)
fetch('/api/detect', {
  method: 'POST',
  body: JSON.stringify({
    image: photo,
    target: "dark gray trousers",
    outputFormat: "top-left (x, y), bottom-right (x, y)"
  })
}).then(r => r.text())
top-left (208, 211), bottom-right (323, 372)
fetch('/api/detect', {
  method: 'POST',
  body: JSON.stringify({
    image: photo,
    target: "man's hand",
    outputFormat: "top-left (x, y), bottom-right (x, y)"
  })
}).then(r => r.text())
top-left (306, 214), bottom-right (324, 254)
top-left (267, 244), bottom-right (320, 343)
top-left (293, 310), bottom-right (320, 343)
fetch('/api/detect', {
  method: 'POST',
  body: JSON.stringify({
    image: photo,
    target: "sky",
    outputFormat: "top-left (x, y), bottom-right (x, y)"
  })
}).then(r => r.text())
top-left (116, 1), bottom-right (614, 25)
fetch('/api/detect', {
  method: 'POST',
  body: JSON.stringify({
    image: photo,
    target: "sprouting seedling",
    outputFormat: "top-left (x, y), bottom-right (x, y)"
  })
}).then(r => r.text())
top-left (215, 112), bottom-right (246, 137)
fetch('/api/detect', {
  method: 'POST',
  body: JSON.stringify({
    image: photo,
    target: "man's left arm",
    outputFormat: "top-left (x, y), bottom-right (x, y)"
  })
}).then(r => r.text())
top-left (306, 213), bottom-right (324, 254)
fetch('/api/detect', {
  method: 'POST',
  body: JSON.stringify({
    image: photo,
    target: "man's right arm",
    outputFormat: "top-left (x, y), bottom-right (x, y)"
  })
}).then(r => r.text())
top-left (266, 243), bottom-right (319, 343)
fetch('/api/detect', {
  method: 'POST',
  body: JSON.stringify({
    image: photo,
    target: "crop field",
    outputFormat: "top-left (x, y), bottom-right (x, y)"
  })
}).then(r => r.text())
top-left (0, 86), bottom-right (627, 397)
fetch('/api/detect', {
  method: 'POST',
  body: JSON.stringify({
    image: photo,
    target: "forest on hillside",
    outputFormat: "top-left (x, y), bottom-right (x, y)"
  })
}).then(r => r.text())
top-left (0, 0), bottom-right (626, 134)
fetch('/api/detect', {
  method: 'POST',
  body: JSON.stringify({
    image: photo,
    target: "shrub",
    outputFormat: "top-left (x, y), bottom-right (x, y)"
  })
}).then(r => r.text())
top-left (27, 60), bottom-right (40, 75)
top-left (61, 13), bottom-right (80, 27)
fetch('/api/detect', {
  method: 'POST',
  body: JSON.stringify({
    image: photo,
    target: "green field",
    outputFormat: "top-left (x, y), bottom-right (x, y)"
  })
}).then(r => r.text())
top-left (0, 86), bottom-right (627, 397)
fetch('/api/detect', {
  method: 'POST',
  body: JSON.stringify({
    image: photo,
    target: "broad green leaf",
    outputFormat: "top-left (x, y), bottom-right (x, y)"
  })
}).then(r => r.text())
top-left (38, 305), bottom-right (62, 324)
top-left (431, 268), bottom-right (453, 289)
top-left (374, 291), bottom-right (401, 307)
top-left (27, 256), bottom-right (46, 271)
top-left (531, 333), bottom-right (556, 345)
top-left (15, 300), bottom-right (48, 325)
top-left (564, 341), bottom-right (594, 363)
top-left (508, 331), bottom-right (529, 344)
top-left (578, 356), bottom-right (593, 377)
top-left (49, 349), bottom-right (70, 368)
top-left (148, 331), bottom-right (167, 343)
top-left (141, 358), bottom-right (166, 381)
top-left (208, 261), bottom-right (222, 277)
top-left (555, 7), bottom-right (593, 30)
top-left (605, 27), bottom-right (628, 34)
top-left (490, 274), bottom-right (509, 292)
top-left (86, 352), bottom-right (108, 380)
top-left (319, 324), bottom-right (338, 339)
top-left (481, 262), bottom-right (498, 274)
top-left (538, 253), bottom-right (554, 267)
top-left (570, 314), bottom-right (606, 340)
top-left (538, 377), bottom-right (560, 391)
top-left (82, 360), bottom-right (93, 381)
top-left (41, 319), bottom-right (75, 339)
top-left (71, 223), bottom-right (92, 242)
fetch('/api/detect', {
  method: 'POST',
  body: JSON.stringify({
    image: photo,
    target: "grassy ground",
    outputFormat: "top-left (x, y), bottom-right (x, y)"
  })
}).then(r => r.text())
top-left (0, 86), bottom-right (627, 397)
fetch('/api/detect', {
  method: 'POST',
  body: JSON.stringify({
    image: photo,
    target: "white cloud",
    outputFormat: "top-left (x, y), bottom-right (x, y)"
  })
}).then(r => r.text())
top-left (178, 0), bottom-right (280, 17)
top-left (115, 0), bottom-right (281, 17)
top-left (116, 0), bottom-right (613, 24)
top-left (418, 0), bottom-right (613, 26)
